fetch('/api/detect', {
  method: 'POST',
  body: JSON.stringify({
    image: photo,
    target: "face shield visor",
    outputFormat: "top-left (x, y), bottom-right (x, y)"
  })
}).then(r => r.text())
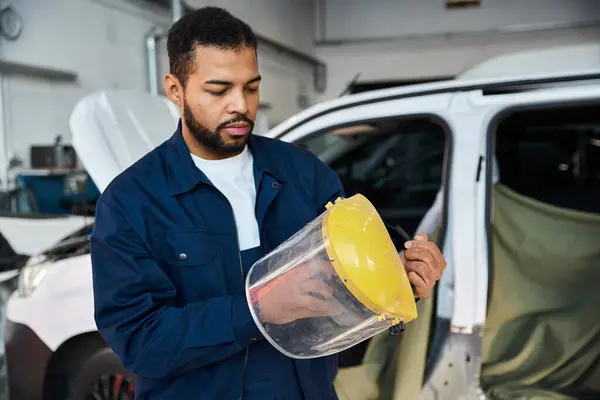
top-left (245, 194), bottom-right (418, 359)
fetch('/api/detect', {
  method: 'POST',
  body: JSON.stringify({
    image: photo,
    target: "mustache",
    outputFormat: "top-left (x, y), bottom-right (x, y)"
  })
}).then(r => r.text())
top-left (217, 115), bottom-right (254, 131)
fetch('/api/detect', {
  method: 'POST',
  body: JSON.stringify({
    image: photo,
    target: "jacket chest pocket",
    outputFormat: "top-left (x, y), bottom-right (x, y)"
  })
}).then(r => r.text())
top-left (154, 230), bottom-right (227, 303)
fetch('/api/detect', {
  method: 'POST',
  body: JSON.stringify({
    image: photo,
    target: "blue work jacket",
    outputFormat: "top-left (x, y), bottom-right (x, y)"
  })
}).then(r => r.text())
top-left (90, 122), bottom-right (345, 399)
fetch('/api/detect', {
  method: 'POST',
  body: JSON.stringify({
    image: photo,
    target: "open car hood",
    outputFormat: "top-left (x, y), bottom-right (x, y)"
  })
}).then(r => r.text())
top-left (69, 90), bottom-right (180, 193)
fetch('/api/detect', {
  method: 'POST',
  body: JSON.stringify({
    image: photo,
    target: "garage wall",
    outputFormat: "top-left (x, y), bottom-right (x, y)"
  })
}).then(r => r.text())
top-left (0, 0), bottom-right (317, 181)
top-left (320, 0), bottom-right (600, 41)
top-left (186, 0), bottom-right (316, 55)
top-left (315, 0), bottom-right (600, 101)
top-left (0, 0), bottom-right (172, 183)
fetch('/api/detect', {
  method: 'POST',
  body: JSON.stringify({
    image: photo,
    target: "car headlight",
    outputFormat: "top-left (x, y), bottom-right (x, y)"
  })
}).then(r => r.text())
top-left (17, 263), bottom-right (49, 297)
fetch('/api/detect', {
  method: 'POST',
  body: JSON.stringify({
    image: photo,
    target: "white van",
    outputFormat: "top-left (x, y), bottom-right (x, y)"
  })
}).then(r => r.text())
top-left (3, 45), bottom-right (600, 400)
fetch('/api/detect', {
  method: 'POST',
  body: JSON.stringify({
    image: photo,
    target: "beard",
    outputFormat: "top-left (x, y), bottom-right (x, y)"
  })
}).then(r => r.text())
top-left (183, 101), bottom-right (254, 156)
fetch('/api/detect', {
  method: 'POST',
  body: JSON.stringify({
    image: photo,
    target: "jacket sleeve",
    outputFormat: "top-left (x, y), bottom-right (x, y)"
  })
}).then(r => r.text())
top-left (313, 157), bottom-right (346, 211)
top-left (90, 198), bottom-right (261, 380)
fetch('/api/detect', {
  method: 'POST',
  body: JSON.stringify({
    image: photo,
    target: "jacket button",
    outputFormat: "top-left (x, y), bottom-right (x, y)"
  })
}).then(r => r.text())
top-left (248, 337), bottom-right (257, 343)
top-left (179, 253), bottom-right (187, 261)
top-left (272, 181), bottom-right (278, 189)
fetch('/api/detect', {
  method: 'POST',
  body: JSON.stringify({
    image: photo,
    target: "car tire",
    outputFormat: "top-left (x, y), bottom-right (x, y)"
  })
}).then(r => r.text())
top-left (69, 347), bottom-right (135, 400)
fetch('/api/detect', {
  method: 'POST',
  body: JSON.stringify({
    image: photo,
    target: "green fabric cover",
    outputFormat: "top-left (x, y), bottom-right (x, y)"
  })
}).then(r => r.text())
top-left (481, 184), bottom-right (600, 400)
top-left (333, 184), bottom-right (600, 399)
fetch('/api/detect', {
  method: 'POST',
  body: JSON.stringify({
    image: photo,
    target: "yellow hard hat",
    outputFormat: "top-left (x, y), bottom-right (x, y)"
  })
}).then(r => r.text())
top-left (322, 194), bottom-right (418, 324)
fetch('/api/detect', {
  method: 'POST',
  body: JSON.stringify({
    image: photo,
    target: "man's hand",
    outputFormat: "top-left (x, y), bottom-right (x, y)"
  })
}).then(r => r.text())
top-left (251, 261), bottom-right (340, 325)
top-left (400, 232), bottom-right (446, 298)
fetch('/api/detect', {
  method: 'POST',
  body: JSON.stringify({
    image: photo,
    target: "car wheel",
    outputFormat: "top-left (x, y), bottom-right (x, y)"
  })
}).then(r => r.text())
top-left (69, 347), bottom-right (135, 400)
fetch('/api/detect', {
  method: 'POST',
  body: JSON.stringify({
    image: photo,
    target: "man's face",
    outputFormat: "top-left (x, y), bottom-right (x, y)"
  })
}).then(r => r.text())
top-left (167, 45), bottom-right (261, 158)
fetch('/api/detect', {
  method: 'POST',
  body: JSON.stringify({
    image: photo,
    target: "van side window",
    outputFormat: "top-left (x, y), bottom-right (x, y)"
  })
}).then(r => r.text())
top-left (298, 118), bottom-right (447, 237)
top-left (495, 104), bottom-right (600, 213)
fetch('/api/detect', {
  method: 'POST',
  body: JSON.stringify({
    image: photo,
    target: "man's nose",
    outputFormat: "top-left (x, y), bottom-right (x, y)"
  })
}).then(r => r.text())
top-left (227, 89), bottom-right (249, 115)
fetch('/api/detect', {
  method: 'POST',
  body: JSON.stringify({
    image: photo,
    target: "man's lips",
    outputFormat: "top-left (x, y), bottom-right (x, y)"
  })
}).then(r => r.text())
top-left (223, 123), bottom-right (251, 137)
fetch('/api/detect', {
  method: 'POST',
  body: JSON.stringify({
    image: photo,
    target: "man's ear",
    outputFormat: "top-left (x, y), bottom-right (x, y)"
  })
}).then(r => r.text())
top-left (164, 74), bottom-right (184, 108)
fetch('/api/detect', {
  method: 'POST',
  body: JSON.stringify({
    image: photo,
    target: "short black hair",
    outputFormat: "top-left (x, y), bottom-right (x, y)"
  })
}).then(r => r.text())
top-left (167, 6), bottom-right (258, 87)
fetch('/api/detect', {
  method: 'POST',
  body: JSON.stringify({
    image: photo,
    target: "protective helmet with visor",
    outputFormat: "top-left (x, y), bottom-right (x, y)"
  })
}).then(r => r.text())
top-left (245, 194), bottom-right (418, 359)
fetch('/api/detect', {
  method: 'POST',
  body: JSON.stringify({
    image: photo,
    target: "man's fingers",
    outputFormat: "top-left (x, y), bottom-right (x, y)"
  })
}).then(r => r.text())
top-left (405, 240), bottom-right (445, 266)
top-left (310, 298), bottom-right (340, 314)
top-left (300, 297), bottom-right (341, 317)
top-left (301, 281), bottom-right (340, 317)
top-left (402, 249), bottom-right (441, 284)
top-left (404, 248), bottom-right (437, 269)
top-left (404, 260), bottom-right (434, 284)
top-left (304, 280), bottom-right (334, 299)
top-left (408, 271), bottom-right (430, 298)
top-left (404, 249), bottom-right (443, 281)
top-left (413, 232), bottom-right (428, 241)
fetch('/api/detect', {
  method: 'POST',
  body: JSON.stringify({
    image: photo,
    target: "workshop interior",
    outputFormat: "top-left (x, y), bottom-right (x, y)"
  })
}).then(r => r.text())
top-left (0, 1), bottom-right (598, 399)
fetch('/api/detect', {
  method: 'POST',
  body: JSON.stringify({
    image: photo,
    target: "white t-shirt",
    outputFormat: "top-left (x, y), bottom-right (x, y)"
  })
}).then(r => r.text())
top-left (191, 146), bottom-right (261, 251)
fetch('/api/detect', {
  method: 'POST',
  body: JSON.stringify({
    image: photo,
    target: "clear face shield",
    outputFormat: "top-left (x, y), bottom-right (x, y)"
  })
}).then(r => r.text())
top-left (245, 194), bottom-right (418, 359)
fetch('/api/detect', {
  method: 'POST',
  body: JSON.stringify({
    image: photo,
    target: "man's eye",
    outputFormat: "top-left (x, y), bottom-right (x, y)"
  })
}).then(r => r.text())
top-left (246, 87), bottom-right (258, 93)
top-left (209, 90), bottom-right (226, 96)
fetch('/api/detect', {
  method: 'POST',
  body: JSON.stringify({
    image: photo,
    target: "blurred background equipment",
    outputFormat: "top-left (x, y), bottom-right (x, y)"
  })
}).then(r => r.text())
top-left (0, 4), bottom-right (22, 41)
top-left (445, 0), bottom-right (481, 10)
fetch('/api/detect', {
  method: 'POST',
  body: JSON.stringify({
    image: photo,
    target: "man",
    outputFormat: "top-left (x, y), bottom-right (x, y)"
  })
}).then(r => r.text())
top-left (90, 6), bottom-right (446, 399)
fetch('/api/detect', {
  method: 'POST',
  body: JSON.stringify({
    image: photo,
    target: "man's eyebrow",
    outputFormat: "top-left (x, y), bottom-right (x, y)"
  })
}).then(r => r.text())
top-left (205, 79), bottom-right (232, 85)
top-left (247, 75), bottom-right (262, 84)
top-left (204, 75), bottom-right (261, 85)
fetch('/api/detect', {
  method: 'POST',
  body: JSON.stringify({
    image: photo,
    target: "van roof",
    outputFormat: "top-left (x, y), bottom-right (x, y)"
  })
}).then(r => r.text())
top-left (266, 67), bottom-right (600, 139)
top-left (266, 43), bottom-right (600, 139)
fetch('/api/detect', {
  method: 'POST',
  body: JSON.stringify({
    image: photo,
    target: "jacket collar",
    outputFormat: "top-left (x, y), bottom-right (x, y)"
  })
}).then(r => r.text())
top-left (166, 120), bottom-right (283, 196)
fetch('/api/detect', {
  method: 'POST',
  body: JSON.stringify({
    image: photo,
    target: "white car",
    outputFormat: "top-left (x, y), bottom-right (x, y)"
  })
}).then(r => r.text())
top-left (0, 196), bottom-right (94, 298)
top-left (2, 90), bottom-right (180, 400)
top-left (3, 45), bottom-right (600, 400)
